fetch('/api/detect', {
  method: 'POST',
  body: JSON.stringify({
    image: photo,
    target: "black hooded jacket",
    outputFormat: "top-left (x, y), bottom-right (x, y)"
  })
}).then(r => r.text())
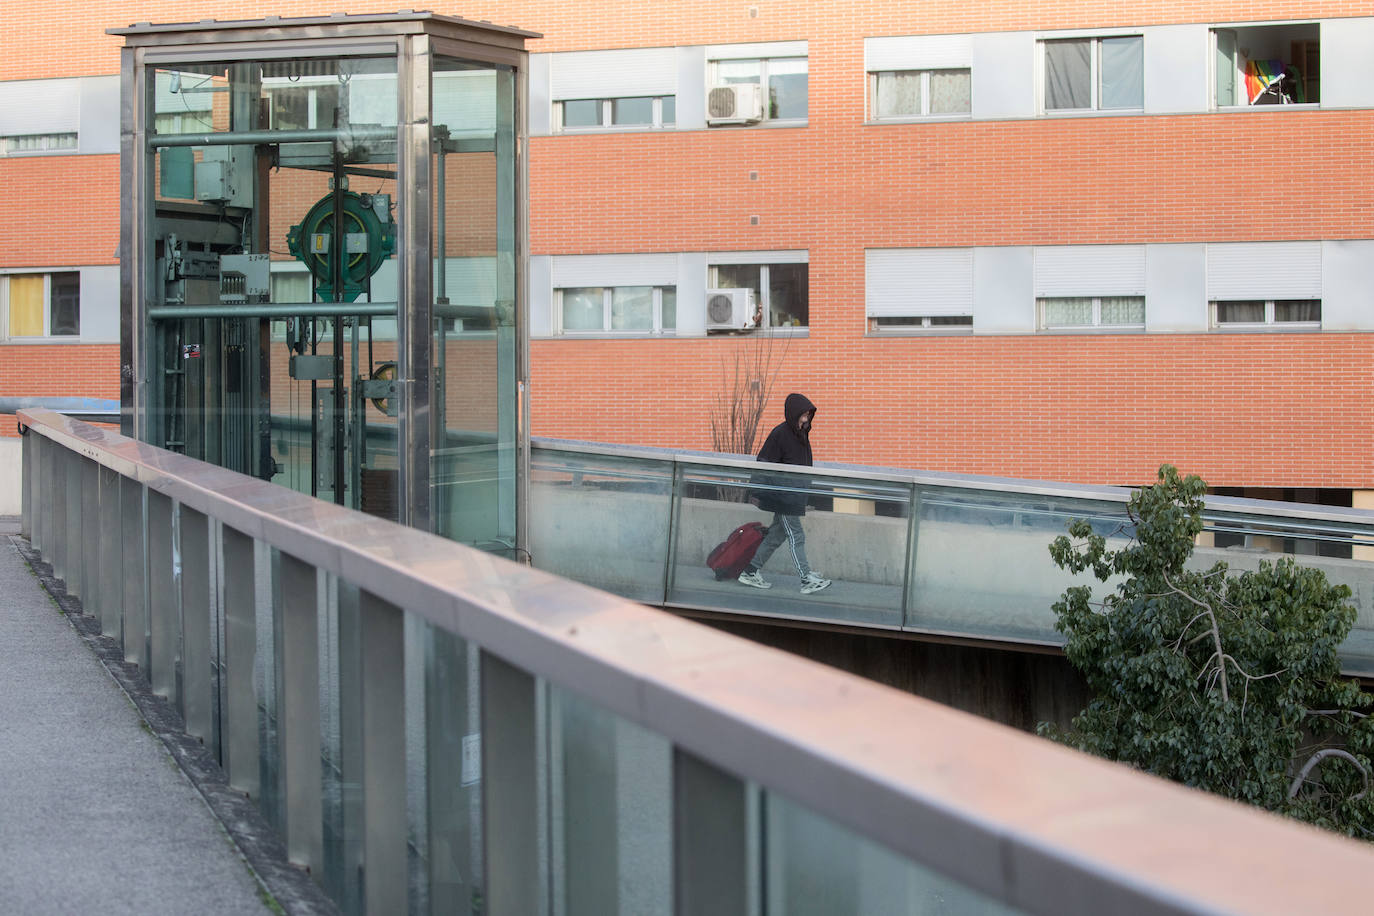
top-left (751, 393), bottom-right (816, 516)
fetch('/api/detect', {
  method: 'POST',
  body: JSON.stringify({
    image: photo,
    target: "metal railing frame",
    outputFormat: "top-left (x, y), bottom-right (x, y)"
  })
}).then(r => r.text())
top-left (18, 409), bottom-right (1374, 915)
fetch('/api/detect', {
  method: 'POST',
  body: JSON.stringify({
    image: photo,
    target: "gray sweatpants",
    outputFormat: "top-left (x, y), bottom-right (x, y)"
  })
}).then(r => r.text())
top-left (749, 513), bottom-right (811, 578)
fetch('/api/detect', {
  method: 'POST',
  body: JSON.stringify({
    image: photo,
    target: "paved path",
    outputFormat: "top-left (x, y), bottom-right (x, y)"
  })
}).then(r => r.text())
top-left (0, 518), bottom-right (272, 916)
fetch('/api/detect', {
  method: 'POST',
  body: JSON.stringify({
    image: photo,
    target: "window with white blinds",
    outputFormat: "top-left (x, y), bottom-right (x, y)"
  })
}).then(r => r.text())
top-left (549, 48), bottom-right (677, 101)
top-left (1206, 242), bottom-right (1322, 300)
top-left (866, 248), bottom-right (974, 322)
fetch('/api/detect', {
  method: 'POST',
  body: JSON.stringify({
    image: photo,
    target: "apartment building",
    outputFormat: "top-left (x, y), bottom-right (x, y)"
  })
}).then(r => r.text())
top-left (4, 2), bottom-right (1373, 507)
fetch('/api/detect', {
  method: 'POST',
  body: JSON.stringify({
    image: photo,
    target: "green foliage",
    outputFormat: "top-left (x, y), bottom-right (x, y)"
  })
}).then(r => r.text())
top-left (1041, 465), bottom-right (1374, 836)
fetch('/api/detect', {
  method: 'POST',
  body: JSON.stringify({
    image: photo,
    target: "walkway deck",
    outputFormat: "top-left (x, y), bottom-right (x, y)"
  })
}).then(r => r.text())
top-left (0, 518), bottom-right (271, 916)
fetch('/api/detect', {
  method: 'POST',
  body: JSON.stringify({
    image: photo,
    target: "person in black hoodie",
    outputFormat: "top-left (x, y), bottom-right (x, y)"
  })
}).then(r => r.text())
top-left (738, 393), bottom-right (832, 594)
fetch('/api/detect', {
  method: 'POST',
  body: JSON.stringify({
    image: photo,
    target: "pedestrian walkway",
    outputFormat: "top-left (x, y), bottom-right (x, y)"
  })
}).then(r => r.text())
top-left (0, 518), bottom-right (272, 916)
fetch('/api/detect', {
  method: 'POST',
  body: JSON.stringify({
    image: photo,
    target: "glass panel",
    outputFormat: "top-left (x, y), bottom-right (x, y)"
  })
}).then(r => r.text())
top-left (1216, 300), bottom-right (1264, 323)
top-left (764, 792), bottom-right (1021, 915)
top-left (717, 59), bottom-right (762, 86)
top-left (611, 286), bottom-right (653, 330)
top-left (669, 463), bottom-right (910, 627)
top-left (660, 287), bottom-right (676, 330)
top-left (7, 274), bottom-right (44, 336)
top-left (929, 69), bottom-right (972, 114)
top-left (562, 287), bottom-right (606, 331)
top-left (49, 272), bottom-right (80, 336)
top-left (321, 577), bottom-right (365, 915)
top-left (1099, 296), bottom-right (1144, 326)
top-left (710, 264), bottom-right (761, 305)
top-left (433, 57), bottom-right (518, 553)
top-left (1099, 36), bottom-right (1143, 109)
top-left (528, 447), bottom-right (674, 602)
top-left (768, 262), bottom-right (809, 327)
top-left (768, 58), bottom-right (808, 119)
top-left (1044, 39), bottom-right (1091, 110)
top-left (874, 71), bottom-right (921, 118)
top-left (1198, 510), bottom-right (1374, 675)
top-left (424, 624), bottom-right (484, 915)
top-left (909, 487), bottom-right (1130, 640)
top-left (548, 685), bottom-right (672, 916)
top-left (1042, 297), bottom-right (1092, 328)
top-left (1215, 29), bottom-right (1240, 106)
top-left (147, 54), bottom-right (399, 507)
top-left (611, 96), bottom-right (653, 125)
top-left (661, 96), bottom-right (676, 125)
top-left (1275, 299), bottom-right (1321, 322)
top-left (562, 98), bottom-right (602, 127)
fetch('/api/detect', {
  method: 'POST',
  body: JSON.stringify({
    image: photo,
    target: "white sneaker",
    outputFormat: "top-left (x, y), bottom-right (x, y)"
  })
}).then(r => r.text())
top-left (800, 573), bottom-right (831, 595)
top-left (738, 569), bottom-right (772, 589)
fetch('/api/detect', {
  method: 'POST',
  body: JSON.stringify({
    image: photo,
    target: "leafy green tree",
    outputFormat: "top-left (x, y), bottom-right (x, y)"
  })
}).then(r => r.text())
top-left (1040, 465), bottom-right (1374, 836)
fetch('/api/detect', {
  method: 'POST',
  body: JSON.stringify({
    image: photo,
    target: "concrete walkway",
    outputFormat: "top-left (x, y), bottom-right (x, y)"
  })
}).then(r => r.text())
top-left (0, 518), bottom-right (271, 916)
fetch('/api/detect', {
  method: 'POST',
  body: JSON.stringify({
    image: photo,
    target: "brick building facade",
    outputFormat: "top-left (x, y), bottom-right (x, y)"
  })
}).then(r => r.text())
top-left (4, 2), bottom-right (1373, 502)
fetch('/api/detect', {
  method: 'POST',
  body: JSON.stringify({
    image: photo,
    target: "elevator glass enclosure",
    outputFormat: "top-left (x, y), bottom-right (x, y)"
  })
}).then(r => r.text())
top-left (114, 13), bottom-right (535, 555)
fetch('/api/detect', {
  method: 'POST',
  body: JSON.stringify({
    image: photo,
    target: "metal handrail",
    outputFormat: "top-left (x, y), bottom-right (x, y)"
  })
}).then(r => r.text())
top-left (21, 408), bottom-right (1374, 915)
top-left (533, 436), bottom-right (1374, 530)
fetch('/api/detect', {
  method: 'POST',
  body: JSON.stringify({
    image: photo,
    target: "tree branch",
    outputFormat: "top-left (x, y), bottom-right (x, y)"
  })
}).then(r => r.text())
top-left (1288, 748), bottom-right (1370, 801)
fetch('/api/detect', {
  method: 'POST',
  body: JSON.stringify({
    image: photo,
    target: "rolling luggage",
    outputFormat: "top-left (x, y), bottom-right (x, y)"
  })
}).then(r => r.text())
top-left (707, 522), bottom-right (768, 580)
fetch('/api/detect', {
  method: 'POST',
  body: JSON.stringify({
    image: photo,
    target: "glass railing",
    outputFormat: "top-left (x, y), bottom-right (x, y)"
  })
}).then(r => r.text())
top-left (532, 439), bottom-right (1374, 675)
top-left (19, 409), bottom-right (1374, 916)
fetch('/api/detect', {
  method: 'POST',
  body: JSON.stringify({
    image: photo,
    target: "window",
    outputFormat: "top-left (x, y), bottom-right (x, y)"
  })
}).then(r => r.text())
top-left (869, 69), bottom-right (971, 119)
top-left (707, 263), bottom-right (808, 328)
top-left (2, 272), bottom-right (80, 339)
top-left (556, 96), bottom-right (676, 130)
top-left (869, 315), bottom-right (972, 331)
top-left (0, 132), bottom-right (77, 156)
top-left (709, 57), bottom-right (808, 123)
top-left (1211, 299), bottom-right (1320, 328)
top-left (557, 286), bottom-right (676, 334)
top-left (1042, 36), bottom-right (1143, 111)
top-left (1040, 296), bottom-right (1144, 330)
top-left (1213, 24), bottom-right (1319, 107)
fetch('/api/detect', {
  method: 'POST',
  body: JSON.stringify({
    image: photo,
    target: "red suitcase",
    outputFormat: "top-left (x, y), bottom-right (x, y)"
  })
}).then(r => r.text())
top-left (706, 522), bottom-right (768, 580)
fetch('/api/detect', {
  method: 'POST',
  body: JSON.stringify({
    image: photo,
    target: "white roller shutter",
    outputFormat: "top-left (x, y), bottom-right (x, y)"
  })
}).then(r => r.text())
top-left (552, 253), bottom-right (678, 288)
top-left (1207, 242), bottom-right (1322, 299)
top-left (550, 48), bottom-right (677, 100)
top-left (707, 249), bottom-right (808, 265)
top-left (442, 257), bottom-right (498, 307)
top-left (865, 34), bottom-right (972, 73)
top-left (1034, 245), bottom-right (1146, 296)
top-left (0, 78), bottom-right (79, 134)
top-left (434, 70), bottom-right (496, 132)
top-left (866, 248), bottom-right (974, 317)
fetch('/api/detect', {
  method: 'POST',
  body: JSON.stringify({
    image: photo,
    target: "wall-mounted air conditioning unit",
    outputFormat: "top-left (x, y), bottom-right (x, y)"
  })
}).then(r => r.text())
top-left (705, 288), bottom-right (756, 330)
top-left (707, 83), bottom-right (764, 124)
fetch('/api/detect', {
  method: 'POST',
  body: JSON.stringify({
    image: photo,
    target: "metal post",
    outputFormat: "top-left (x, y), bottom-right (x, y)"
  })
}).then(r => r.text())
top-left (147, 490), bottom-right (176, 697)
top-left (481, 651), bottom-right (544, 916)
top-left (398, 33), bottom-right (434, 531)
top-left (221, 525), bottom-right (259, 797)
top-left (279, 552), bottom-right (323, 872)
top-left (121, 477), bottom-right (148, 669)
top-left (63, 449), bottom-right (81, 593)
top-left (360, 590), bottom-right (408, 915)
top-left (99, 466), bottom-right (123, 638)
top-left (25, 431), bottom-right (41, 550)
top-left (180, 506), bottom-right (212, 742)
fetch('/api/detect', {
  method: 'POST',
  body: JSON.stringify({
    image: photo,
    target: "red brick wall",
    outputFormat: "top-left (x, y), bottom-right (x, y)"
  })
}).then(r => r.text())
top-left (7, 2), bottom-right (1374, 488)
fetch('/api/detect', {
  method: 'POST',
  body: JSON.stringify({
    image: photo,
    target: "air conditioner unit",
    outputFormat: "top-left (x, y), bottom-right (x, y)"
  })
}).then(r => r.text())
top-left (707, 83), bottom-right (764, 124)
top-left (705, 288), bottom-right (755, 330)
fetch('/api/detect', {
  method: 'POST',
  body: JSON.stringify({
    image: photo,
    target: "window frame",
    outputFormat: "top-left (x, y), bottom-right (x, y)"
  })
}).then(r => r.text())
top-left (1038, 34), bottom-right (1145, 114)
top-left (1038, 296), bottom-right (1146, 332)
top-left (554, 95), bottom-right (677, 132)
top-left (1, 271), bottom-right (82, 341)
top-left (867, 315), bottom-right (973, 335)
top-left (1210, 23), bottom-right (1321, 109)
top-left (1210, 298), bottom-right (1322, 330)
top-left (0, 132), bottom-right (78, 157)
top-left (706, 262), bottom-right (809, 331)
top-left (706, 56), bottom-right (809, 125)
top-left (554, 286), bottom-right (677, 336)
top-left (867, 68), bottom-right (972, 121)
